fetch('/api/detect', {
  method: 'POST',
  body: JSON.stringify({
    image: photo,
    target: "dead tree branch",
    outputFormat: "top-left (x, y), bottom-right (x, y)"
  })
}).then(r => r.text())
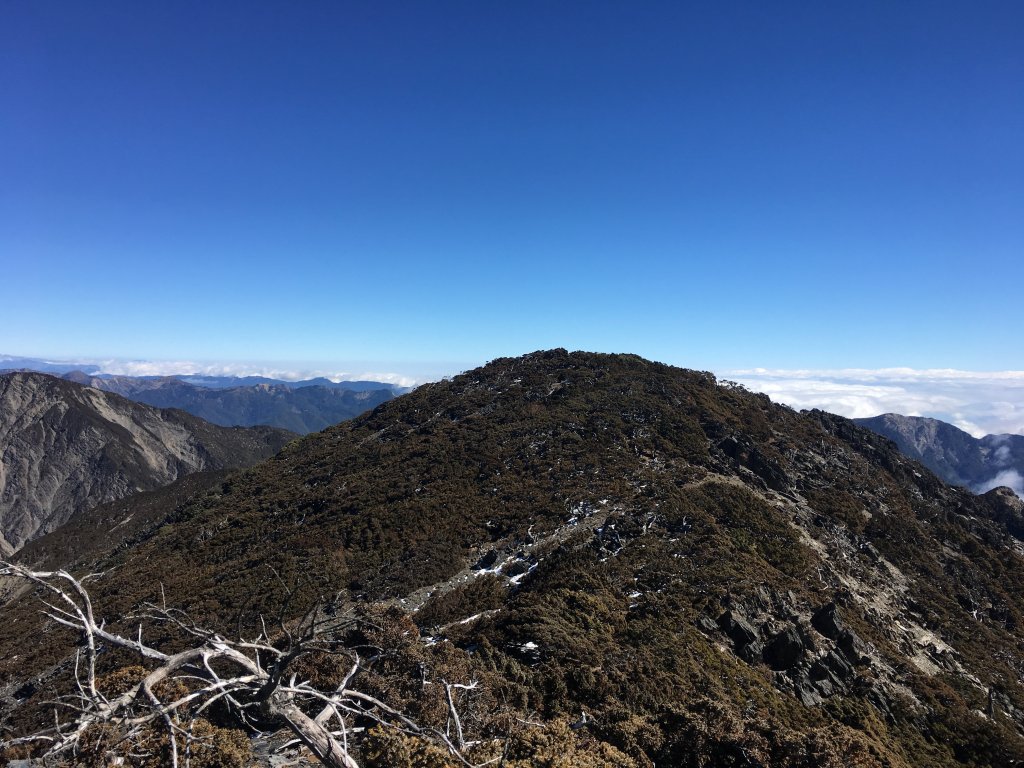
top-left (0, 562), bottom-right (485, 768)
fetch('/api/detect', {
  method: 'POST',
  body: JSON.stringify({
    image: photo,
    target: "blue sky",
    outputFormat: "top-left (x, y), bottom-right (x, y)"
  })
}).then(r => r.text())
top-left (2, 1), bottom-right (1022, 379)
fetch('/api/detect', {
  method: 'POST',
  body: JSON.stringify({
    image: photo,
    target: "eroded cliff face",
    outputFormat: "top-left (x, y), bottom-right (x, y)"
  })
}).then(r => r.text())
top-left (0, 372), bottom-right (292, 554)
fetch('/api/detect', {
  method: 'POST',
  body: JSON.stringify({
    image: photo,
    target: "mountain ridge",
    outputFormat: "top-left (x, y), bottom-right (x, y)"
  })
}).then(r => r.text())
top-left (55, 372), bottom-right (397, 434)
top-left (855, 412), bottom-right (1024, 497)
top-left (4, 350), bottom-right (1024, 766)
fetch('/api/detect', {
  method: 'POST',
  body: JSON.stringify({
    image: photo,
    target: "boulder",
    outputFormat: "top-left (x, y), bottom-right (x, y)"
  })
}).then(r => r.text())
top-left (810, 649), bottom-right (856, 690)
top-left (812, 603), bottom-right (843, 640)
top-left (739, 640), bottom-right (765, 664)
top-left (718, 610), bottom-right (759, 648)
top-left (837, 628), bottom-right (866, 664)
top-left (763, 626), bottom-right (804, 671)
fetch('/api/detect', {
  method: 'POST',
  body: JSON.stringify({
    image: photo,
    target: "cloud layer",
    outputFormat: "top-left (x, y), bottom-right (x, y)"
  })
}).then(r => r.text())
top-left (87, 359), bottom-right (421, 388)
top-left (727, 368), bottom-right (1024, 438)
top-left (974, 469), bottom-right (1024, 497)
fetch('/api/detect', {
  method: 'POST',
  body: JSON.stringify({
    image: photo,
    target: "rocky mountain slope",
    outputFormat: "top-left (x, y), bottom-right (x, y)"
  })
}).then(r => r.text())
top-left (13, 469), bottom-right (232, 573)
top-left (0, 372), bottom-right (294, 555)
top-left (856, 413), bottom-right (1024, 496)
top-left (61, 372), bottom-right (396, 434)
top-left (4, 351), bottom-right (1024, 767)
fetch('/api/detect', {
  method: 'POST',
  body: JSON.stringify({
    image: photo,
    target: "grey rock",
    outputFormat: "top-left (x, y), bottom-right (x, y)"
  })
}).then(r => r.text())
top-left (838, 628), bottom-right (867, 664)
top-left (763, 625), bottom-right (804, 671)
top-left (812, 677), bottom-right (835, 698)
top-left (795, 679), bottom-right (824, 707)
top-left (717, 435), bottom-right (790, 492)
top-left (811, 649), bottom-right (856, 688)
top-left (718, 610), bottom-right (759, 648)
top-left (696, 615), bottom-right (720, 635)
top-left (474, 549), bottom-right (499, 570)
top-left (811, 603), bottom-right (844, 640)
top-left (739, 640), bottom-right (765, 664)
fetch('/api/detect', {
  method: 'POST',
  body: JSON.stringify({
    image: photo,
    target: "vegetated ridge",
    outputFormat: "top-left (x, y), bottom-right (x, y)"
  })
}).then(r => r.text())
top-left (0, 372), bottom-right (294, 555)
top-left (4, 350), bottom-right (1024, 767)
top-left (14, 470), bottom-right (233, 573)
top-left (856, 413), bottom-right (1024, 497)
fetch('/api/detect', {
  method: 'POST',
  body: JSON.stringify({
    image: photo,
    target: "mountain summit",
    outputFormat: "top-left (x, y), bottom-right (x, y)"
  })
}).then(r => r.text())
top-left (3, 351), bottom-right (1024, 766)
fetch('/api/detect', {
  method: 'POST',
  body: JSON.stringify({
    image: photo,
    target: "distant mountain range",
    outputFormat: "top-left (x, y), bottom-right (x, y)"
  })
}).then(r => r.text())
top-left (0, 372), bottom-right (294, 555)
top-left (155, 374), bottom-right (403, 392)
top-left (855, 413), bottom-right (1024, 497)
top-left (0, 354), bottom-right (103, 375)
top-left (0, 355), bottom-right (407, 434)
top-left (60, 372), bottom-right (397, 434)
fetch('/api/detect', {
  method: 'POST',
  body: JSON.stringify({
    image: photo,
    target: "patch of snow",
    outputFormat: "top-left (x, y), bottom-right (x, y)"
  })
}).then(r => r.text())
top-left (508, 564), bottom-right (538, 585)
top-left (110, 514), bottom-right (135, 530)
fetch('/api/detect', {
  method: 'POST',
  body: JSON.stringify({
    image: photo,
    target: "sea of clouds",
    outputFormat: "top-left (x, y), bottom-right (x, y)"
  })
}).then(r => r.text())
top-left (727, 368), bottom-right (1024, 439)
top-left (92, 360), bottom-right (421, 388)
top-left (0, 354), bottom-right (423, 389)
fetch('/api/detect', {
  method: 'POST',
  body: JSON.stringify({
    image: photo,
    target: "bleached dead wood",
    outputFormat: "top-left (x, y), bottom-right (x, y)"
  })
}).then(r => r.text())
top-left (0, 562), bottom-right (486, 768)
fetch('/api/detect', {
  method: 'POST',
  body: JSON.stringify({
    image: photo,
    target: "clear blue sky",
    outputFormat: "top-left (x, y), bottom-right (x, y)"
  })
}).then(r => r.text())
top-left (2, 1), bottom-right (1021, 377)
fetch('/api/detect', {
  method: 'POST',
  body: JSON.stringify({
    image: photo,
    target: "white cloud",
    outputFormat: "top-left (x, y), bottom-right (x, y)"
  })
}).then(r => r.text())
top-left (352, 371), bottom-right (419, 387)
top-left (87, 359), bottom-right (421, 388)
top-left (994, 445), bottom-right (1013, 467)
top-left (974, 469), bottom-right (1024, 497)
top-left (726, 368), bottom-right (1024, 438)
top-left (730, 367), bottom-right (1024, 385)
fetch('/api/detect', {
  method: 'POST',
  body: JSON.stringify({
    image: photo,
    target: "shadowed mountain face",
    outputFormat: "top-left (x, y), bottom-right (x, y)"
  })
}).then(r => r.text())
top-left (5, 351), bottom-right (1024, 766)
top-left (0, 372), bottom-right (294, 555)
top-left (60, 372), bottom-right (396, 434)
top-left (855, 413), bottom-right (1024, 497)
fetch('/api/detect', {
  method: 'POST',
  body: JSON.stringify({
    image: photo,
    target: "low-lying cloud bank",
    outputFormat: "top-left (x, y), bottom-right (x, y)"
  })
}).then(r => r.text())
top-left (0, 355), bottom-right (422, 388)
top-left (95, 360), bottom-right (420, 388)
top-left (974, 469), bottom-right (1024, 498)
top-left (728, 368), bottom-right (1024, 438)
